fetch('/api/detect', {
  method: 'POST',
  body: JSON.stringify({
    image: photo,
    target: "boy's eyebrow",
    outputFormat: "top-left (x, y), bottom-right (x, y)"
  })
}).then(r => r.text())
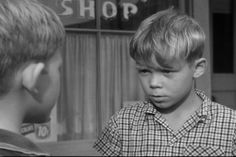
top-left (135, 62), bottom-right (182, 71)
top-left (135, 63), bottom-right (143, 67)
top-left (160, 65), bottom-right (176, 69)
top-left (135, 64), bottom-right (148, 68)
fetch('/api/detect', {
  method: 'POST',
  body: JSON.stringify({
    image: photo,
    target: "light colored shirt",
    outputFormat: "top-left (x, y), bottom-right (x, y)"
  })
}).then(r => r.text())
top-left (0, 128), bottom-right (49, 156)
top-left (93, 90), bottom-right (236, 156)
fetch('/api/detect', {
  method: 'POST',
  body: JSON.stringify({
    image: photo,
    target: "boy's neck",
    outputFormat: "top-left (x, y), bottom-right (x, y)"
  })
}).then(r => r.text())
top-left (0, 94), bottom-right (25, 134)
top-left (161, 90), bottom-right (203, 132)
top-left (0, 118), bottom-right (21, 134)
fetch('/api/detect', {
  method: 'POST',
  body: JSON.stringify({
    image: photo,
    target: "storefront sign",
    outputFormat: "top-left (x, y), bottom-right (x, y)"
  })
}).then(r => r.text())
top-left (39, 0), bottom-right (143, 26)
top-left (58, 0), bottom-right (138, 20)
top-left (39, 0), bottom-right (179, 30)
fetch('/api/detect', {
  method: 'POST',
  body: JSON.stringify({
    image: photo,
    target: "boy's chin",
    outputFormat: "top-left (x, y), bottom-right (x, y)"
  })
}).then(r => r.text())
top-left (150, 100), bottom-right (179, 113)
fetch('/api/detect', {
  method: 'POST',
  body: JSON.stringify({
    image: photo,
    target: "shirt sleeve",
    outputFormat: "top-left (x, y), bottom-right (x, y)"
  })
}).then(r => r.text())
top-left (93, 115), bottom-right (122, 156)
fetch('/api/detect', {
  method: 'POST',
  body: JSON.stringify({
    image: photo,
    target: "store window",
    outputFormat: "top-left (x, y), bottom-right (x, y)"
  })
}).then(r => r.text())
top-left (26, 0), bottom-right (191, 143)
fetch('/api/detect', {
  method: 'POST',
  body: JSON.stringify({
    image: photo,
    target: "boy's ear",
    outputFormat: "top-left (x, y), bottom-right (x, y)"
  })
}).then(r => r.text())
top-left (193, 58), bottom-right (207, 78)
top-left (22, 63), bottom-right (45, 91)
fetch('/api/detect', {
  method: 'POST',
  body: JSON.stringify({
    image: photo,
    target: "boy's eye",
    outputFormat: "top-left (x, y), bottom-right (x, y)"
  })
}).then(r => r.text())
top-left (161, 69), bottom-right (172, 74)
top-left (137, 69), bottom-right (151, 74)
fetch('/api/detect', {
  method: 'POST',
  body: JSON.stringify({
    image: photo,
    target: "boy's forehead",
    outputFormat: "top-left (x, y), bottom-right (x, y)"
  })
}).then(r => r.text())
top-left (135, 57), bottom-right (186, 69)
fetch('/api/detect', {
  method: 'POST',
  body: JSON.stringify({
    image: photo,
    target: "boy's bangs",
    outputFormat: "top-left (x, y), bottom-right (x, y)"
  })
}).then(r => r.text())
top-left (134, 38), bottom-right (182, 68)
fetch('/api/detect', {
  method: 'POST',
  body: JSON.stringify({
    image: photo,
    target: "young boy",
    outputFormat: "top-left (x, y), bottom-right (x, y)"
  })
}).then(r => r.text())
top-left (0, 0), bottom-right (65, 156)
top-left (93, 8), bottom-right (236, 156)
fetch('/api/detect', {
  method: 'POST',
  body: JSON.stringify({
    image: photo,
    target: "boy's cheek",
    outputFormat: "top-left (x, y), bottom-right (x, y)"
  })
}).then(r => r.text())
top-left (32, 75), bottom-right (50, 103)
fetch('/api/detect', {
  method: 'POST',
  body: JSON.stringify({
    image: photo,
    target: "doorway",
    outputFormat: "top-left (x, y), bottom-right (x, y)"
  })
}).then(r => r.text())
top-left (211, 0), bottom-right (236, 109)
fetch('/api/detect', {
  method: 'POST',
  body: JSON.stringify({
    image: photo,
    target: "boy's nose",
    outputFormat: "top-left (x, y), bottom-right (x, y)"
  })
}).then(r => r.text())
top-left (149, 73), bottom-right (163, 89)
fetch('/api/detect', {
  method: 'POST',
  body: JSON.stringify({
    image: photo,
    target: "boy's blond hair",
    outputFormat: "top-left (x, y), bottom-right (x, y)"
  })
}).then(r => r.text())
top-left (0, 0), bottom-right (65, 95)
top-left (130, 8), bottom-right (205, 67)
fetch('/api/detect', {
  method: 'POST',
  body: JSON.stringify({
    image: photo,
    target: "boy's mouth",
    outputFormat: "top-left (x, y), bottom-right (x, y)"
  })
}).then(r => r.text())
top-left (149, 95), bottom-right (168, 102)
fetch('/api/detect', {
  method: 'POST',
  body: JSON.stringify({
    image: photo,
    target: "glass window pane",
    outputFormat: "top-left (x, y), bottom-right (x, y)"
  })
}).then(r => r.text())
top-left (58, 33), bottom-right (98, 141)
top-left (100, 0), bottom-right (180, 30)
top-left (99, 34), bottom-right (145, 128)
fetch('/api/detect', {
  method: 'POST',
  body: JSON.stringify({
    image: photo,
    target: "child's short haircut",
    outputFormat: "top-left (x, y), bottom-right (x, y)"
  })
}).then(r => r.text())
top-left (130, 8), bottom-right (205, 67)
top-left (0, 0), bottom-right (65, 95)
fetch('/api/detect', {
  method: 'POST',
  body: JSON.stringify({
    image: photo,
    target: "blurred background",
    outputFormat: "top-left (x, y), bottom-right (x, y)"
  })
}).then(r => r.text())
top-left (21, 0), bottom-right (236, 155)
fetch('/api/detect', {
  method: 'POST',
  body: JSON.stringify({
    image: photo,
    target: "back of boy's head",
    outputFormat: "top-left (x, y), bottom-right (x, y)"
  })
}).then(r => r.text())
top-left (0, 0), bottom-right (65, 96)
top-left (130, 8), bottom-right (205, 67)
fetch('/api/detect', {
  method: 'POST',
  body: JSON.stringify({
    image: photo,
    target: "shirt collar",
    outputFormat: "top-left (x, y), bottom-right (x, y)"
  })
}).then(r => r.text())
top-left (195, 89), bottom-right (211, 122)
top-left (143, 100), bottom-right (157, 115)
top-left (0, 129), bottom-right (49, 156)
top-left (143, 89), bottom-right (212, 122)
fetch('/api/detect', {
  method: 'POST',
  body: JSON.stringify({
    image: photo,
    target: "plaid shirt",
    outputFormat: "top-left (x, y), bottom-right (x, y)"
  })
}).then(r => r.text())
top-left (93, 90), bottom-right (236, 156)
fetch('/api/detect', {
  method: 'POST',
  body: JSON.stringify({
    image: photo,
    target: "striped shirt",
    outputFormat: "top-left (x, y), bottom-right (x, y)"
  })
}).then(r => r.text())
top-left (93, 90), bottom-right (236, 156)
